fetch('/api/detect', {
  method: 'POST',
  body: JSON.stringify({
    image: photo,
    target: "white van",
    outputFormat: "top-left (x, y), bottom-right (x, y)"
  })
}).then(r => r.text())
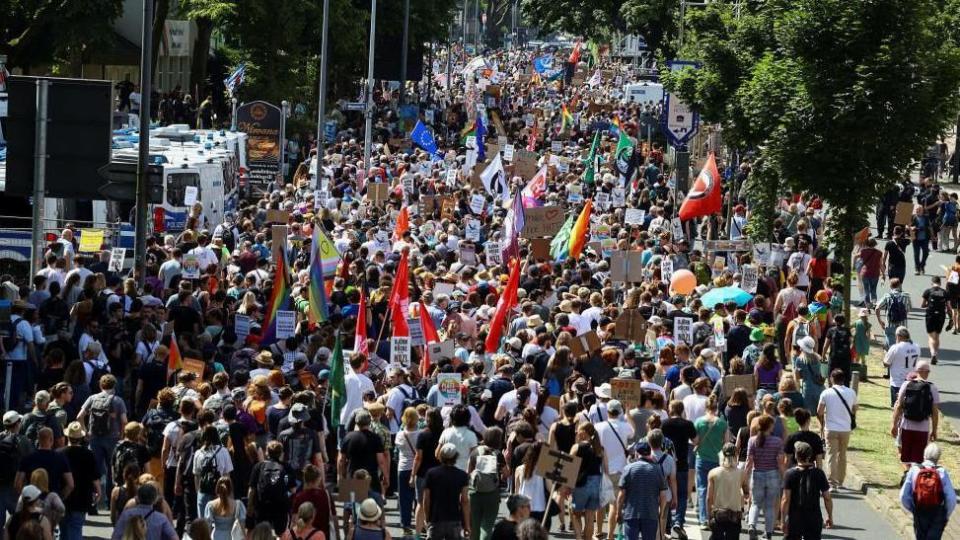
top-left (623, 82), bottom-right (665, 104)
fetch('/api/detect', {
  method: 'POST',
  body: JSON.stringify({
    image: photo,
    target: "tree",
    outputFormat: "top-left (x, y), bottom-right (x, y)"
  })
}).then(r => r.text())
top-left (667, 0), bottom-right (960, 316)
top-left (1, 0), bottom-right (124, 73)
top-left (620, 0), bottom-right (680, 60)
top-left (520, 0), bottom-right (625, 40)
top-left (179, 0), bottom-right (235, 97)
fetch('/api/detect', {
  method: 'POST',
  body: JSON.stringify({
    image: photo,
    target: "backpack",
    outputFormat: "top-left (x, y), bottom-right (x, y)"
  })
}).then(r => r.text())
top-left (112, 441), bottom-right (141, 483)
top-left (1, 318), bottom-right (26, 357)
top-left (256, 460), bottom-right (289, 505)
top-left (470, 446), bottom-right (500, 494)
top-left (20, 412), bottom-right (48, 451)
top-left (902, 380), bottom-right (934, 421)
top-left (397, 385), bottom-right (424, 411)
top-left (913, 466), bottom-right (945, 509)
top-left (197, 446), bottom-right (222, 494)
top-left (927, 287), bottom-right (948, 315)
top-left (176, 431), bottom-right (201, 492)
top-left (791, 320), bottom-right (810, 346)
top-left (887, 293), bottom-right (908, 323)
top-left (829, 328), bottom-right (851, 362)
top-left (89, 394), bottom-right (115, 437)
top-left (281, 428), bottom-right (315, 471)
top-left (142, 407), bottom-right (177, 457)
top-left (0, 433), bottom-right (21, 484)
top-left (85, 360), bottom-right (108, 394)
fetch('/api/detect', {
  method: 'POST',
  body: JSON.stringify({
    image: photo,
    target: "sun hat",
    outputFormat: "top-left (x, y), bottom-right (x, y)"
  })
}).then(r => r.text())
top-left (358, 498), bottom-right (383, 521)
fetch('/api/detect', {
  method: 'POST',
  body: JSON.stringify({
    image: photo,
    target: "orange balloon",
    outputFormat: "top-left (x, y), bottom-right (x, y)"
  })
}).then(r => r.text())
top-left (670, 269), bottom-right (697, 295)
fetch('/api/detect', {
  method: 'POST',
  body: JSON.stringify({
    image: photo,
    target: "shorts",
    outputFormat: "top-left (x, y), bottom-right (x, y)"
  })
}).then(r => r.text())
top-left (415, 476), bottom-right (427, 502)
top-left (925, 314), bottom-right (945, 334)
top-left (572, 474), bottom-right (602, 511)
top-left (899, 429), bottom-right (929, 463)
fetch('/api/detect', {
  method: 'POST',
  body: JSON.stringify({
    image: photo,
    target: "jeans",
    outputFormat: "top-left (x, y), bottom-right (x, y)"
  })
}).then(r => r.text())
top-left (60, 510), bottom-right (86, 540)
top-left (671, 469), bottom-right (689, 528)
top-left (696, 458), bottom-right (718, 525)
top-left (427, 520), bottom-right (464, 540)
top-left (398, 469), bottom-right (415, 529)
top-left (861, 277), bottom-right (879, 305)
top-left (198, 491), bottom-right (214, 520)
top-left (914, 239), bottom-right (930, 270)
top-left (913, 506), bottom-right (948, 539)
top-left (748, 469), bottom-right (781, 535)
top-left (710, 519), bottom-right (742, 540)
top-left (623, 517), bottom-right (659, 540)
top-left (884, 324), bottom-right (901, 350)
top-left (469, 489), bottom-right (500, 540)
top-left (0, 485), bottom-right (17, 527)
top-left (89, 435), bottom-right (119, 501)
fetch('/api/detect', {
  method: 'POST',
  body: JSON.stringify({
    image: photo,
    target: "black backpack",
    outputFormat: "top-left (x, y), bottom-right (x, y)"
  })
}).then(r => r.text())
top-left (197, 446), bottom-right (222, 494)
top-left (927, 287), bottom-right (948, 314)
top-left (176, 430), bottom-right (201, 492)
top-left (142, 407), bottom-right (177, 458)
top-left (20, 412), bottom-right (48, 451)
top-left (85, 361), bottom-right (108, 394)
top-left (830, 328), bottom-right (851, 362)
top-left (112, 441), bottom-right (141, 483)
top-left (398, 385), bottom-right (424, 411)
top-left (0, 433), bottom-right (21, 484)
top-left (1, 318), bottom-right (26, 356)
top-left (256, 460), bottom-right (289, 505)
top-left (887, 293), bottom-right (908, 323)
top-left (88, 394), bottom-right (115, 437)
top-left (902, 380), bottom-right (934, 421)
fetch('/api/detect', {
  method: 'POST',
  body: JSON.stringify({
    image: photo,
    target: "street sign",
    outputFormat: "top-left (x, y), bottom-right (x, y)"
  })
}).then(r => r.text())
top-left (344, 101), bottom-right (366, 111)
top-left (661, 61), bottom-right (700, 147)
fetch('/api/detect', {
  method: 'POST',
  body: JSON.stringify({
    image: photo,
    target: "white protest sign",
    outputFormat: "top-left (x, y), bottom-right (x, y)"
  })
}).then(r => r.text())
top-left (183, 185), bottom-right (198, 207)
top-left (465, 218), bottom-right (481, 241)
top-left (391, 336), bottom-right (411, 367)
top-left (671, 218), bottom-right (684, 242)
top-left (446, 168), bottom-right (459, 187)
top-left (612, 188), bottom-right (626, 207)
top-left (504, 144), bottom-right (515, 162)
top-left (437, 373), bottom-right (463, 406)
top-left (108, 248), bottom-right (125, 272)
top-left (674, 317), bottom-right (693, 345)
top-left (470, 194), bottom-right (486, 215)
top-left (624, 208), bottom-right (646, 225)
top-left (595, 192), bottom-right (610, 210)
top-left (660, 257), bottom-right (674, 283)
top-left (753, 242), bottom-right (771, 267)
top-left (551, 140), bottom-right (562, 153)
top-left (314, 190), bottom-right (324, 209)
top-left (485, 242), bottom-right (502, 266)
top-left (235, 314), bottom-right (251, 340)
top-left (403, 175), bottom-right (415, 194)
top-left (275, 310), bottom-right (296, 339)
top-left (407, 318), bottom-right (425, 346)
top-left (742, 264), bottom-right (758, 293)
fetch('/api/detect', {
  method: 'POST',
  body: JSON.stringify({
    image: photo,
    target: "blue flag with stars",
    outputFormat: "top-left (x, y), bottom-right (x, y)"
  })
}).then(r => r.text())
top-left (410, 120), bottom-right (442, 157)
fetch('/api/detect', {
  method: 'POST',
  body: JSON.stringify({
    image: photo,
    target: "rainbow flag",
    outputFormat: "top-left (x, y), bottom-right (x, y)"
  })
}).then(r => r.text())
top-left (260, 251), bottom-right (292, 345)
top-left (167, 330), bottom-right (183, 372)
top-left (611, 115), bottom-right (622, 136)
top-left (308, 227), bottom-right (330, 325)
top-left (569, 199), bottom-right (593, 259)
top-left (560, 104), bottom-right (574, 133)
top-left (312, 228), bottom-right (340, 277)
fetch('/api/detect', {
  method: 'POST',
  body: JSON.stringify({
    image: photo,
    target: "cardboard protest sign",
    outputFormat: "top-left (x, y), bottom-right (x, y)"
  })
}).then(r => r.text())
top-left (530, 238), bottom-right (551, 260)
top-left (722, 374), bottom-right (756, 399)
top-left (895, 201), bottom-right (914, 226)
top-left (367, 183), bottom-right (390, 204)
top-left (610, 378), bottom-right (643, 406)
top-left (419, 196), bottom-right (436, 216)
top-left (182, 358), bottom-right (206, 382)
top-left (568, 331), bottom-right (602, 358)
top-left (614, 309), bottom-right (647, 341)
top-left (337, 476), bottom-right (371, 502)
top-left (610, 251), bottom-right (644, 283)
top-left (535, 446), bottom-right (582, 487)
top-left (522, 206), bottom-right (567, 238)
top-left (271, 225), bottom-right (288, 261)
top-left (265, 209), bottom-right (290, 224)
top-left (513, 149), bottom-right (540, 180)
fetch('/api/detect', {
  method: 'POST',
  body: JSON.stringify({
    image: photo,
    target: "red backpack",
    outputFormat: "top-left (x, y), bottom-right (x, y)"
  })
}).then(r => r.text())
top-left (913, 466), bottom-right (944, 509)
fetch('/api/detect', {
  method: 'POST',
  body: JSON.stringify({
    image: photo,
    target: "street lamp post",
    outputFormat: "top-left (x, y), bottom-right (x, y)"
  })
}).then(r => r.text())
top-left (399, 0), bottom-right (410, 105)
top-left (317, 0), bottom-right (331, 155)
top-left (363, 0), bottom-right (378, 171)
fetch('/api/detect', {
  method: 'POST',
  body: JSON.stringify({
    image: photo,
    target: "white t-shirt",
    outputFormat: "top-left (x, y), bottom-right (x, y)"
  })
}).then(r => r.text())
top-left (394, 428), bottom-right (420, 471)
top-left (818, 385), bottom-right (858, 432)
top-left (641, 381), bottom-right (668, 401)
top-left (597, 417), bottom-right (635, 472)
top-left (897, 379), bottom-right (941, 432)
top-left (884, 341), bottom-right (922, 389)
top-left (162, 421), bottom-right (186, 468)
top-left (438, 425), bottom-right (479, 472)
top-left (340, 371), bottom-right (376, 426)
top-left (497, 388), bottom-right (540, 415)
top-left (682, 394), bottom-right (708, 423)
top-left (192, 445), bottom-right (234, 491)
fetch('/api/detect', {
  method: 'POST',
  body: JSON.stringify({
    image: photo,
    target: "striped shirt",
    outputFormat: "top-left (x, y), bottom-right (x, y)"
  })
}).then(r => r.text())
top-left (748, 435), bottom-right (784, 471)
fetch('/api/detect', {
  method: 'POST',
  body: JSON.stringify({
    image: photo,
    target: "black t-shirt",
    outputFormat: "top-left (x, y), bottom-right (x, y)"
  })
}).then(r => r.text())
top-left (19, 449), bottom-right (71, 492)
top-left (137, 360), bottom-right (168, 412)
top-left (168, 305), bottom-right (202, 336)
top-left (661, 417), bottom-right (697, 471)
top-left (490, 519), bottom-right (518, 540)
top-left (884, 239), bottom-right (909, 270)
top-left (783, 431), bottom-right (825, 467)
top-left (415, 428), bottom-right (441, 478)
top-left (424, 464), bottom-right (469, 523)
top-left (923, 286), bottom-right (949, 316)
top-left (59, 445), bottom-right (101, 511)
top-left (248, 459), bottom-right (296, 513)
top-left (340, 429), bottom-right (385, 479)
top-left (573, 442), bottom-right (602, 487)
top-left (511, 442), bottom-right (533, 470)
top-left (784, 465), bottom-right (829, 520)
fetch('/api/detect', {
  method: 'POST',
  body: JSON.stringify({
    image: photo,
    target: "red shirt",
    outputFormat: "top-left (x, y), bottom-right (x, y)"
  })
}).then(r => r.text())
top-left (291, 487), bottom-right (333, 534)
top-left (859, 247), bottom-right (883, 278)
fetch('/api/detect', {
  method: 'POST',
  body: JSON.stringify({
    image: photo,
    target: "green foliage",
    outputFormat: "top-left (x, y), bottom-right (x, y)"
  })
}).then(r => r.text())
top-left (520, 0), bottom-right (625, 40)
top-left (0, 0), bottom-right (124, 71)
top-left (620, 0), bottom-right (680, 60)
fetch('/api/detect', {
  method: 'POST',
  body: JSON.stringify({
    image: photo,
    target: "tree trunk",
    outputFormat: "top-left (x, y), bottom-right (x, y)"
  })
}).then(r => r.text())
top-left (189, 20), bottom-right (214, 98)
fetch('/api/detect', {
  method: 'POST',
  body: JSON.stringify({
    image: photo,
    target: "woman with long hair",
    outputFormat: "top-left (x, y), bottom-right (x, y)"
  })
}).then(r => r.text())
top-left (793, 337), bottom-right (825, 411)
top-left (515, 440), bottom-right (553, 528)
top-left (570, 422), bottom-right (607, 540)
top-left (110, 463), bottom-right (142, 524)
top-left (28, 469), bottom-right (64, 528)
top-left (468, 427), bottom-right (506, 540)
top-left (724, 388), bottom-right (751, 438)
top-left (281, 502), bottom-right (323, 540)
top-left (547, 400), bottom-right (578, 532)
top-left (204, 476), bottom-right (246, 540)
top-left (6, 487), bottom-right (54, 540)
top-left (744, 415), bottom-right (785, 539)
top-left (544, 347), bottom-right (572, 397)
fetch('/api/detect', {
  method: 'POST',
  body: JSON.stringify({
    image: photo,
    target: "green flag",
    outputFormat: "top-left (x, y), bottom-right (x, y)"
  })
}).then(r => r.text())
top-left (329, 333), bottom-right (346, 428)
top-left (551, 216), bottom-right (575, 260)
top-left (614, 131), bottom-right (635, 183)
top-left (582, 130), bottom-right (600, 184)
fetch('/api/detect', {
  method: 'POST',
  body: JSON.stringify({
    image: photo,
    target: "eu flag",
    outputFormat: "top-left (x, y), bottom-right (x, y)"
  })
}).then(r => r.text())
top-left (533, 55), bottom-right (553, 74)
top-left (410, 120), bottom-right (441, 157)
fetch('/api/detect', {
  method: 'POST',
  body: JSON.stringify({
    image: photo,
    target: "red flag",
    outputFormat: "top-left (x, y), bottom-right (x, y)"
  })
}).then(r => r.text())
top-left (569, 41), bottom-right (582, 64)
top-left (389, 251), bottom-right (411, 337)
top-left (393, 206), bottom-right (410, 241)
top-left (418, 302), bottom-right (441, 378)
top-left (355, 289), bottom-right (369, 371)
top-left (167, 330), bottom-right (183, 372)
top-left (527, 123), bottom-right (539, 151)
top-left (679, 153), bottom-right (723, 221)
top-left (484, 258), bottom-right (521, 353)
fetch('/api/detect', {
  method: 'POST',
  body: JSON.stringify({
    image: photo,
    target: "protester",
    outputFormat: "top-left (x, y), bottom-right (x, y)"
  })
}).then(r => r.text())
top-left (891, 360), bottom-right (939, 467)
top-left (706, 443), bottom-right (749, 540)
top-left (899, 443), bottom-right (957, 539)
top-left (781, 442), bottom-right (833, 540)
top-left (817, 369), bottom-right (857, 490)
top-left (615, 441), bottom-right (666, 540)
top-left (490, 494), bottom-right (531, 540)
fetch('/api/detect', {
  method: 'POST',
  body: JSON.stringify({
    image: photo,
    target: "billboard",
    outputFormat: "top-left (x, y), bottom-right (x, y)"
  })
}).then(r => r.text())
top-left (236, 100), bottom-right (281, 193)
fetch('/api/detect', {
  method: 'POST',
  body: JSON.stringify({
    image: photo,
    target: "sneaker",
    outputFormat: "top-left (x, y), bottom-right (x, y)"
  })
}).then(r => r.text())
top-left (932, 355), bottom-right (938, 365)
top-left (748, 527), bottom-right (759, 540)
top-left (672, 524), bottom-right (687, 540)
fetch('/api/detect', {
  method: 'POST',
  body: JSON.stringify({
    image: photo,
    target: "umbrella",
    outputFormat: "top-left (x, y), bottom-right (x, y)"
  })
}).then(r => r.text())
top-left (699, 286), bottom-right (753, 307)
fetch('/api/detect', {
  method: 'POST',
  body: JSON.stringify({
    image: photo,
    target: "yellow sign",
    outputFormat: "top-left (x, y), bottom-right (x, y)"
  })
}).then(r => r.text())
top-left (78, 229), bottom-right (104, 252)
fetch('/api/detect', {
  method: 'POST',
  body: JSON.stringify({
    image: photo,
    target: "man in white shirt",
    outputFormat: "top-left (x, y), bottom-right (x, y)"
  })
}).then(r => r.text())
top-left (36, 254), bottom-right (64, 290)
top-left (640, 361), bottom-right (668, 401)
top-left (5, 301), bottom-right (36, 409)
top-left (597, 400), bottom-right (635, 540)
top-left (58, 229), bottom-right (76, 268)
top-left (817, 369), bottom-right (858, 489)
top-left (494, 373), bottom-right (540, 422)
top-left (188, 234), bottom-right (220, 273)
top-left (682, 378), bottom-right (711, 423)
top-left (581, 292), bottom-right (605, 326)
top-left (882, 326), bottom-right (921, 406)
top-left (64, 255), bottom-right (93, 289)
top-left (385, 368), bottom-right (418, 434)
top-left (340, 353), bottom-right (375, 430)
top-left (78, 320), bottom-right (109, 368)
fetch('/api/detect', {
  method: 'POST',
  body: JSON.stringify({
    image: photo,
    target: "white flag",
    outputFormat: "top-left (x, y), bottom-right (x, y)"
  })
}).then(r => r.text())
top-left (479, 153), bottom-right (510, 200)
top-left (588, 70), bottom-right (602, 87)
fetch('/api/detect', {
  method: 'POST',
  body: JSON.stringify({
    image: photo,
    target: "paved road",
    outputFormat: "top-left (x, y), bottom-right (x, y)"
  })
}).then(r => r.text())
top-left (81, 484), bottom-right (896, 540)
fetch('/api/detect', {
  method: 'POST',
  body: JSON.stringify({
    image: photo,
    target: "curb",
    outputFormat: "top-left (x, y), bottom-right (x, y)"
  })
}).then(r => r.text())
top-left (844, 460), bottom-right (915, 538)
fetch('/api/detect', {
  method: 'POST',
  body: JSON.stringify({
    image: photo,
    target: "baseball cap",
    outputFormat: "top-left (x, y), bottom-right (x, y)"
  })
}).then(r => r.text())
top-left (607, 400), bottom-right (623, 415)
top-left (21, 485), bottom-right (41, 503)
top-left (288, 402), bottom-right (310, 424)
top-left (3, 411), bottom-right (21, 426)
top-left (439, 442), bottom-right (459, 460)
